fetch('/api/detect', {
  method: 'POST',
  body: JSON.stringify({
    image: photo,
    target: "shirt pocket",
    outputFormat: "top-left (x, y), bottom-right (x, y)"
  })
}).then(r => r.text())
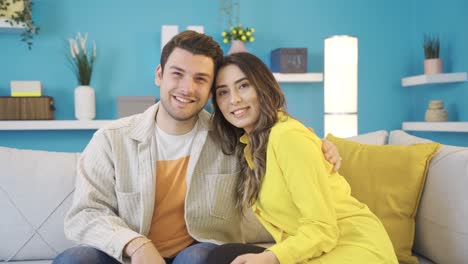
top-left (115, 190), bottom-right (141, 232)
top-left (206, 172), bottom-right (239, 219)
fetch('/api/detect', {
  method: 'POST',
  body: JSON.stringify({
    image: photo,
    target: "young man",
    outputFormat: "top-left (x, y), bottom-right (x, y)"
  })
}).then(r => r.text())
top-left (53, 31), bottom-right (341, 264)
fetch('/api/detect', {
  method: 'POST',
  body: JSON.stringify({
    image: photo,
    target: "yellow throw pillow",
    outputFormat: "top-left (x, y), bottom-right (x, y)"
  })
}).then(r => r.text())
top-left (326, 134), bottom-right (440, 264)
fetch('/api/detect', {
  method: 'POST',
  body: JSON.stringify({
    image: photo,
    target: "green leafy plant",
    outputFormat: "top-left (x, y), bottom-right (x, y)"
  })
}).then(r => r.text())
top-left (67, 32), bottom-right (96, 86)
top-left (423, 33), bottom-right (440, 59)
top-left (0, 0), bottom-right (40, 50)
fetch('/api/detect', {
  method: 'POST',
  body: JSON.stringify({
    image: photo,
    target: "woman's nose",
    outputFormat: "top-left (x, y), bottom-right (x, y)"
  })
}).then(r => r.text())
top-left (230, 91), bottom-right (242, 105)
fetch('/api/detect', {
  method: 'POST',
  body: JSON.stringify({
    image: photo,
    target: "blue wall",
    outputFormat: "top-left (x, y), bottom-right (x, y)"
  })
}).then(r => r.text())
top-left (0, 0), bottom-right (466, 152)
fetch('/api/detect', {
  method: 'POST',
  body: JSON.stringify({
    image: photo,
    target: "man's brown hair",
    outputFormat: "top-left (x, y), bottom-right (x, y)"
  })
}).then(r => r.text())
top-left (160, 30), bottom-right (223, 75)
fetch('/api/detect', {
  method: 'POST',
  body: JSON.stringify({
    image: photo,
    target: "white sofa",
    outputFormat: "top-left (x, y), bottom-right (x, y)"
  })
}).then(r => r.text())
top-left (1, 130), bottom-right (467, 264)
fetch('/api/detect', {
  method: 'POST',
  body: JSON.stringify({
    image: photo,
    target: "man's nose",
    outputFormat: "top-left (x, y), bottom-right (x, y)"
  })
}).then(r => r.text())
top-left (180, 77), bottom-right (195, 94)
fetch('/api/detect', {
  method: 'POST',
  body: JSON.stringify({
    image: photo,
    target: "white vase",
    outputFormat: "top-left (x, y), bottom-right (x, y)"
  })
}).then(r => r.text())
top-left (74, 85), bottom-right (96, 120)
top-left (227, 40), bottom-right (248, 55)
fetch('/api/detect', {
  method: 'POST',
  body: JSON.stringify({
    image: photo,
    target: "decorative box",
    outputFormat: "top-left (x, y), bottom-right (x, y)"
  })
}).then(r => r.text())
top-left (117, 96), bottom-right (156, 118)
top-left (0, 96), bottom-right (55, 120)
top-left (270, 48), bottom-right (307, 73)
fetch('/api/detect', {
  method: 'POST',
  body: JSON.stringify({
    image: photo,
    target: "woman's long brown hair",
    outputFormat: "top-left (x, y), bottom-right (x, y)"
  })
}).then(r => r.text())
top-left (211, 52), bottom-right (287, 209)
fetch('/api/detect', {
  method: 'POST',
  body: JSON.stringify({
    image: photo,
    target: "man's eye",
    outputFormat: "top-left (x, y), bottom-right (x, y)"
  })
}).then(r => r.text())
top-left (196, 77), bottom-right (208, 83)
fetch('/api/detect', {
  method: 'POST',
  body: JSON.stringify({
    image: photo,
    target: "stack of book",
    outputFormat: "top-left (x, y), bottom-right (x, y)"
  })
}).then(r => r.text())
top-left (10, 80), bottom-right (42, 97)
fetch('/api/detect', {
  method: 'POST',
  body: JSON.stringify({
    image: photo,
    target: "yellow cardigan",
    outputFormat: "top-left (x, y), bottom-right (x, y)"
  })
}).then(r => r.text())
top-left (240, 114), bottom-right (397, 264)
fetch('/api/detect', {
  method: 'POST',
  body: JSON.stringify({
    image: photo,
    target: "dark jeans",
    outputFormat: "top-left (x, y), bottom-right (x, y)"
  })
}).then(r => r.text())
top-left (53, 242), bottom-right (217, 264)
top-left (207, 243), bottom-right (266, 264)
top-left (52, 246), bottom-right (119, 264)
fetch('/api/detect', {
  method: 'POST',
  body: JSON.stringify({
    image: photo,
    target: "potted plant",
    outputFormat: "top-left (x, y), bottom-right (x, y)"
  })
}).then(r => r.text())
top-left (68, 32), bottom-right (97, 120)
top-left (219, 0), bottom-right (255, 54)
top-left (0, 0), bottom-right (40, 50)
top-left (423, 33), bottom-right (442, 75)
top-left (221, 24), bottom-right (255, 54)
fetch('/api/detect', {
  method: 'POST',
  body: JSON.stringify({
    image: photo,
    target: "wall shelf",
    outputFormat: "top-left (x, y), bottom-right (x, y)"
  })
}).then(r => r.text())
top-left (401, 72), bottom-right (467, 87)
top-left (402, 122), bottom-right (468, 132)
top-left (0, 120), bottom-right (113, 131)
top-left (273, 73), bottom-right (323, 83)
top-left (0, 18), bottom-right (26, 33)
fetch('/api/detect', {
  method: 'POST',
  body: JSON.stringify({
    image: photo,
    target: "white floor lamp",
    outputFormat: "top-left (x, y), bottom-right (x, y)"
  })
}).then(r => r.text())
top-left (324, 35), bottom-right (358, 138)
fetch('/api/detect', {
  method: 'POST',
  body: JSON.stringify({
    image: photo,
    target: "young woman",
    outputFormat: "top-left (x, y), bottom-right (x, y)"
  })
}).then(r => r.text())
top-left (207, 52), bottom-right (398, 264)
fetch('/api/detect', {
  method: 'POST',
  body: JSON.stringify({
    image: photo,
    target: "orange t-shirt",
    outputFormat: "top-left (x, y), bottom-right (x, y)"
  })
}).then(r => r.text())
top-left (147, 123), bottom-right (198, 257)
top-left (147, 156), bottom-right (194, 257)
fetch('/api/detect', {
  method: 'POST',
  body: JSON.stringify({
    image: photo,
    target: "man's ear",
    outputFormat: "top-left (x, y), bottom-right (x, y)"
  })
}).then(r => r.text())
top-left (155, 65), bottom-right (162, 86)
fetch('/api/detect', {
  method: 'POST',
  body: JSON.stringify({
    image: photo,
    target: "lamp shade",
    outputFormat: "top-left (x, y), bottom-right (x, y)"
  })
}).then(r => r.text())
top-left (324, 35), bottom-right (358, 137)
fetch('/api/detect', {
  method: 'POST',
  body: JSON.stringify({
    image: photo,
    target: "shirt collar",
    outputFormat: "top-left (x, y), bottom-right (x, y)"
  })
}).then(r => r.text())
top-left (239, 133), bottom-right (253, 169)
top-left (240, 133), bottom-right (249, 144)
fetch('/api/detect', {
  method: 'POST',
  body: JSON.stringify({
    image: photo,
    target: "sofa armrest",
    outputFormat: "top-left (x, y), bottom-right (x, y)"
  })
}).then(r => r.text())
top-left (0, 146), bottom-right (79, 261)
top-left (389, 130), bottom-right (468, 264)
top-left (413, 145), bottom-right (468, 264)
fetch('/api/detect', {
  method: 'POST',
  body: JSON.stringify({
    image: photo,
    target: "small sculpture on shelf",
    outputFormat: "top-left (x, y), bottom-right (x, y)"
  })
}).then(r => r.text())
top-left (425, 100), bottom-right (448, 122)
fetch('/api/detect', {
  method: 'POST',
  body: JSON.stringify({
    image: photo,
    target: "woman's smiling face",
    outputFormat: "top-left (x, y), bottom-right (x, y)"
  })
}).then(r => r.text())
top-left (215, 64), bottom-right (260, 134)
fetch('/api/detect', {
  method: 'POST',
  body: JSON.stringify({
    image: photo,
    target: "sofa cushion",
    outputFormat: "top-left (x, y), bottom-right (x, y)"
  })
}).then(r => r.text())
top-left (0, 147), bottom-right (79, 261)
top-left (326, 134), bottom-right (440, 264)
top-left (347, 130), bottom-right (388, 145)
top-left (389, 130), bottom-right (468, 264)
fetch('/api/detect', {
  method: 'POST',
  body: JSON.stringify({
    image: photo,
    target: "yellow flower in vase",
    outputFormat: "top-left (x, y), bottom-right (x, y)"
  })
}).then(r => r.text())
top-left (221, 24), bottom-right (255, 43)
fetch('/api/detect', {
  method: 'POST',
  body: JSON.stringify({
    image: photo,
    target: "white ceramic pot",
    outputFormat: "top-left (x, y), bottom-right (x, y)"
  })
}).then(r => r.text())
top-left (74, 85), bottom-right (96, 120)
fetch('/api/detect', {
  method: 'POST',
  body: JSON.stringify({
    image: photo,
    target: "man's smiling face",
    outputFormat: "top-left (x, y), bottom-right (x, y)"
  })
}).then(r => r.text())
top-left (155, 47), bottom-right (214, 123)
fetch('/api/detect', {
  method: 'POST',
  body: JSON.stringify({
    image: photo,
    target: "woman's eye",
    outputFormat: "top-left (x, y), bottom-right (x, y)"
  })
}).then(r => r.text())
top-left (217, 90), bottom-right (227, 96)
top-left (239, 82), bottom-right (249, 89)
